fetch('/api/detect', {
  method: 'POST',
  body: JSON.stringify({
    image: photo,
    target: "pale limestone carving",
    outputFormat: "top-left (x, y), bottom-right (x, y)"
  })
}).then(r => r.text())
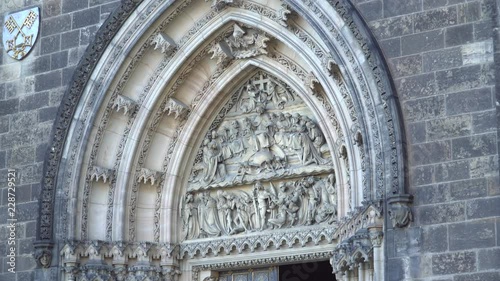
top-left (163, 97), bottom-right (190, 120)
top-left (90, 166), bottom-right (114, 183)
top-left (206, 0), bottom-right (232, 9)
top-left (277, 4), bottom-right (292, 27)
top-left (151, 32), bottom-right (176, 54)
top-left (137, 168), bottom-right (161, 185)
top-left (111, 95), bottom-right (137, 115)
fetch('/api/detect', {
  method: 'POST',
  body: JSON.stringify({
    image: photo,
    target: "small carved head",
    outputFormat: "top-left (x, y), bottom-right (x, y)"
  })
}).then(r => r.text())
top-left (35, 249), bottom-right (52, 268)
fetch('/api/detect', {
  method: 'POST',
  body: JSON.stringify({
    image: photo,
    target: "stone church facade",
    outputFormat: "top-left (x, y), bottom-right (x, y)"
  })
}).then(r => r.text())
top-left (0, 0), bottom-right (499, 280)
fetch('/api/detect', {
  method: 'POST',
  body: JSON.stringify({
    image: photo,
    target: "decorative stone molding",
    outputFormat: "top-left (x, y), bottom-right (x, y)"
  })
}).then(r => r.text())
top-left (111, 94), bottom-right (137, 116)
top-left (206, 0), bottom-right (233, 10)
top-left (330, 230), bottom-right (374, 275)
top-left (137, 168), bottom-right (162, 186)
top-left (277, 4), bottom-right (292, 27)
top-left (89, 166), bottom-right (114, 183)
top-left (387, 194), bottom-right (413, 228)
top-left (150, 32), bottom-right (177, 54)
top-left (163, 97), bottom-right (190, 120)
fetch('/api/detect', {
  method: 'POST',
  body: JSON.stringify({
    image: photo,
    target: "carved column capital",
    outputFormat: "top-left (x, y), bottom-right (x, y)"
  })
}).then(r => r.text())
top-left (387, 194), bottom-right (413, 228)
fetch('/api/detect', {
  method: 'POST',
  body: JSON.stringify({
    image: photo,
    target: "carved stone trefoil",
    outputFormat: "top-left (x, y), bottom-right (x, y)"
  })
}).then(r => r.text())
top-left (163, 97), bottom-right (190, 120)
top-left (151, 32), bottom-right (176, 54)
top-left (112, 94), bottom-right (137, 116)
top-left (90, 166), bottom-right (114, 183)
top-left (137, 168), bottom-right (162, 186)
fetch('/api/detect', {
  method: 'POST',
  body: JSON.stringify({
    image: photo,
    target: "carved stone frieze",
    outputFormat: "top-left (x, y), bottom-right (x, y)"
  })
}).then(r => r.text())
top-left (137, 168), bottom-right (162, 186)
top-left (330, 230), bottom-right (374, 275)
top-left (90, 166), bottom-right (114, 183)
top-left (163, 97), bottom-right (190, 120)
top-left (112, 94), bottom-right (137, 115)
top-left (150, 32), bottom-right (176, 54)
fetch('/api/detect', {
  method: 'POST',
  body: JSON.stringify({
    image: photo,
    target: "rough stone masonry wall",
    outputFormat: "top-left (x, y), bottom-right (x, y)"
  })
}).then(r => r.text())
top-left (0, 1), bottom-right (120, 280)
top-left (0, 0), bottom-right (499, 280)
top-left (351, 0), bottom-right (500, 280)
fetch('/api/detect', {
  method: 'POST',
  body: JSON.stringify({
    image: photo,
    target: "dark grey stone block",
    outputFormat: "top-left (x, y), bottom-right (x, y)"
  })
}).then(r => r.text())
top-left (470, 156), bottom-right (498, 178)
top-left (422, 225), bottom-right (448, 253)
top-left (397, 73), bottom-right (436, 100)
top-left (410, 165), bottom-right (434, 186)
top-left (7, 146), bottom-right (35, 167)
top-left (402, 30), bottom-right (444, 56)
top-left (408, 122), bottom-right (426, 143)
top-left (0, 117), bottom-right (8, 133)
top-left (15, 255), bottom-right (37, 271)
top-left (101, 1), bottom-right (121, 15)
top-left (478, 248), bottom-right (500, 270)
top-left (15, 184), bottom-right (32, 204)
top-left (422, 47), bottom-right (462, 72)
top-left (435, 160), bottom-right (470, 182)
top-left (410, 141), bottom-right (451, 165)
top-left (0, 99), bottom-right (19, 117)
top-left (40, 34), bottom-right (61, 55)
top-left (457, 2), bottom-right (481, 24)
top-left (80, 25), bottom-right (99, 46)
top-left (19, 163), bottom-right (44, 185)
top-left (414, 6), bottom-right (457, 33)
top-left (72, 7), bottom-right (100, 29)
top-left (41, 14), bottom-right (71, 37)
top-left (51, 50), bottom-right (68, 70)
top-left (357, 0), bottom-right (382, 21)
top-left (386, 257), bottom-right (405, 280)
top-left (404, 96), bottom-right (445, 122)
top-left (35, 70), bottom-right (62, 92)
top-left (369, 15), bottom-right (414, 40)
top-left (436, 65), bottom-right (483, 93)
top-left (450, 178), bottom-right (487, 200)
top-left (418, 202), bottom-right (465, 225)
top-left (390, 54), bottom-right (422, 77)
top-left (449, 219), bottom-right (496, 250)
top-left (379, 37), bottom-right (401, 58)
top-left (38, 106), bottom-right (58, 123)
top-left (423, 0), bottom-right (447, 10)
top-left (445, 24), bottom-right (473, 47)
top-left (452, 134), bottom-right (497, 160)
top-left (61, 30), bottom-right (80, 50)
top-left (10, 111), bottom-right (37, 129)
top-left (31, 183), bottom-right (41, 201)
top-left (25, 220), bottom-right (37, 238)
top-left (446, 88), bottom-right (493, 115)
top-left (16, 270), bottom-right (34, 280)
top-left (63, 66), bottom-right (77, 85)
top-left (426, 115), bottom-right (471, 141)
top-left (14, 202), bottom-right (39, 222)
top-left (454, 272), bottom-right (500, 281)
top-left (19, 93), bottom-right (50, 112)
top-left (431, 251), bottom-right (476, 275)
top-left (24, 55), bottom-right (50, 75)
top-left (42, 0), bottom-right (62, 18)
top-left (384, 0), bottom-right (421, 17)
top-left (474, 20), bottom-right (493, 41)
top-left (466, 196), bottom-right (500, 219)
top-left (62, 0), bottom-right (88, 13)
top-left (411, 140), bottom-right (451, 165)
top-left (413, 183), bottom-right (450, 205)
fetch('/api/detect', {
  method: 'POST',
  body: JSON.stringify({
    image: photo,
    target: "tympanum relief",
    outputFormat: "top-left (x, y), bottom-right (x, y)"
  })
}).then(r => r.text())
top-left (183, 72), bottom-right (338, 241)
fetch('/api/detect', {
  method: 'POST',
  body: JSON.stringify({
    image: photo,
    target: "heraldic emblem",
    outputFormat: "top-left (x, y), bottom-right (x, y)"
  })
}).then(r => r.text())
top-left (3, 7), bottom-right (40, 60)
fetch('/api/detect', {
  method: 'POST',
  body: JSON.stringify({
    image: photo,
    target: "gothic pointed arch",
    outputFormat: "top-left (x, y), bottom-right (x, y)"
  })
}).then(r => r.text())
top-left (36, 0), bottom-right (410, 280)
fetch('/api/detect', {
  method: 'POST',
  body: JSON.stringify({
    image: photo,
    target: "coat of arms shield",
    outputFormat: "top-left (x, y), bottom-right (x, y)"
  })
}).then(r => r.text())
top-left (3, 7), bottom-right (40, 60)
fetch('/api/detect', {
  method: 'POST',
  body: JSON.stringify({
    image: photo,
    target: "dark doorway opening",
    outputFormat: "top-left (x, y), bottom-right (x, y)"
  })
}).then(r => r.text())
top-left (279, 260), bottom-right (336, 281)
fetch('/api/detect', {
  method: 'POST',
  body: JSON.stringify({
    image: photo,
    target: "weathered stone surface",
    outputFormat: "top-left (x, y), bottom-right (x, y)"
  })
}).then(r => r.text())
top-left (466, 196), bottom-right (500, 219)
top-left (423, 0), bottom-right (447, 10)
top-left (454, 272), bottom-right (500, 281)
top-left (457, 2), bottom-right (481, 24)
top-left (434, 160), bottom-right (470, 182)
top-left (452, 134), bottom-right (497, 160)
top-left (413, 183), bottom-right (450, 205)
top-left (402, 30), bottom-right (444, 56)
top-left (450, 178), bottom-right (487, 200)
top-left (478, 248), bottom-right (500, 270)
top-left (461, 40), bottom-right (494, 65)
top-left (404, 96), bottom-right (445, 122)
top-left (436, 65), bottom-right (485, 93)
top-left (7, 147), bottom-right (35, 167)
top-left (411, 165), bottom-right (434, 186)
top-left (390, 54), bottom-right (422, 77)
top-left (423, 47), bottom-right (462, 72)
top-left (418, 202), bottom-right (465, 225)
top-left (474, 20), bottom-right (494, 41)
top-left (38, 106), bottom-right (59, 122)
top-left (426, 115), bottom-right (471, 141)
top-left (472, 110), bottom-right (496, 133)
top-left (357, 0), bottom-right (382, 21)
top-left (445, 23), bottom-right (473, 47)
top-left (446, 88), bottom-right (493, 115)
top-left (62, 0), bottom-right (89, 13)
top-left (0, 99), bottom-right (19, 117)
top-left (41, 14), bottom-right (71, 37)
top-left (411, 140), bottom-right (451, 165)
top-left (422, 225), bottom-right (448, 253)
top-left (408, 122), bottom-right (426, 143)
top-left (72, 6), bottom-right (100, 29)
top-left (414, 6), bottom-right (457, 33)
top-left (397, 73), bottom-right (437, 100)
top-left (379, 37), bottom-right (401, 58)
top-left (469, 156), bottom-right (498, 178)
top-left (40, 34), bottom-right (61, 55)
top-left (51, 51), bottom-right (68, 70)
top-left (369, 15), bottom-right (413, 39)
top-left (35, 70), bottom-right (62, 92)
top-left (449, 219), bottom-right (496, 250)
top-left (384, 0), bottom-right (422, 17)
top-left (14, 202), bottom-right (39, 222)
top-left (432, 251), bottom-right (476, 275)
top-left (61, 30), bottom-right (80, 50)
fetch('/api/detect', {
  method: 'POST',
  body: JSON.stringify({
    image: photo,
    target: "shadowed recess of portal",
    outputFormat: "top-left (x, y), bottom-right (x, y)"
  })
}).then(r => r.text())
top-left (279, 260), bottom-right (335, 281)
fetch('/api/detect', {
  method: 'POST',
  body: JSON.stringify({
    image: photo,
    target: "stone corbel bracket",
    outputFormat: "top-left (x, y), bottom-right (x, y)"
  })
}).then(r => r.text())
top-left (137, 168), bottom-right (162, 186)
top-left (163, 97), bottom-right (190, 120)
top-left (150, 32), bottom-right (177, 54)
top-left (90, 166), bottom-right (115, 183)
top-left (387, 194), bottom-right (413, 228)
top-left (277, 4), bottom-right (292, 27)
top-left (112, 94), bottom-right (138, 116)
